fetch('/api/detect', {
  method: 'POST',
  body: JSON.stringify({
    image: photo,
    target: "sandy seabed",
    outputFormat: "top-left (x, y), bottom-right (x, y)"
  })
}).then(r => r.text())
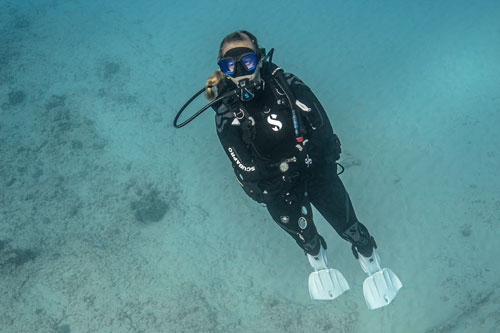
top-left (1, 1), bottom-right (500, 332)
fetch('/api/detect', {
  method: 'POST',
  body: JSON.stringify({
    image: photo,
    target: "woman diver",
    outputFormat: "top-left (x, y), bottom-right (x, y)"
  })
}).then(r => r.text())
top-left (194, 30), bottom-right (401, 308)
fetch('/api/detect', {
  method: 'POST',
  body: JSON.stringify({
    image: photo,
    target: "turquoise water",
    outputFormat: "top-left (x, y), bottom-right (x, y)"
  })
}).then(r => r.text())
top-left (1, 1), bottom-right (499, 332)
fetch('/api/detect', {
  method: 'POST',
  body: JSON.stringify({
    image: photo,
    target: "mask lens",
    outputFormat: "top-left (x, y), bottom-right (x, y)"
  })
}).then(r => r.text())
top-left (241, 53), bottom-right (257, 71)
top-left (218, 59), bottom-right (235, 75)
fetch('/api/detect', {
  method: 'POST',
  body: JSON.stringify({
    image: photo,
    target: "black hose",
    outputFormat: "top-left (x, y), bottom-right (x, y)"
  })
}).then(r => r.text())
top-left (173, 87), bottom-right (206, 128)
top-left (336, 163), bottom-right (345, 175)
top-left (267, 48), bottom-right (274, 63)
top-left (173, 88), bottom-right (236, 128)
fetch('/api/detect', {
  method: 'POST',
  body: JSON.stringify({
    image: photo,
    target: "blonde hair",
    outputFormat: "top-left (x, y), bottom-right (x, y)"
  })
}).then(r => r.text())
top-left (204, 30), bottom-right (259, 100)
top-left (204, 69), bottom-right (224, 100)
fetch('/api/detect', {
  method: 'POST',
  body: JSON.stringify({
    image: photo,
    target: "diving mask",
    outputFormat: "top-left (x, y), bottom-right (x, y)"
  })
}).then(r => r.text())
top-left (218, 47), bottom-right (259, 77)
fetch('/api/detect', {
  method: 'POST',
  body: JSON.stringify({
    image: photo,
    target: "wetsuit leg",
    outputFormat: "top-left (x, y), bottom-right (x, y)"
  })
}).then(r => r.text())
top-left (264, 188), bottom-right (324, 256)
top-left (308, 163), bottom-right (375, 257)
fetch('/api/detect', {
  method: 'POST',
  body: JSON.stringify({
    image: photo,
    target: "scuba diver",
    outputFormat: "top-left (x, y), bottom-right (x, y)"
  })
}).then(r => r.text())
top-left (175, 30), bottom-right (401, 309)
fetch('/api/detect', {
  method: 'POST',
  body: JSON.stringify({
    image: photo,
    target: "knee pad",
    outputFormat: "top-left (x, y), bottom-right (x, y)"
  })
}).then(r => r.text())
top-left (341, 221), bottom-right (371, 244)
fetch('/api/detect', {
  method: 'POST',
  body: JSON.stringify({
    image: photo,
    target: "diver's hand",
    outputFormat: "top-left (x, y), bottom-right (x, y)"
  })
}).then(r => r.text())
top-left (253, 158), bottom-right (282, 179)
top-left (260, 176), bottom-right (288, 198)
top-left (259, 171), bottom-right (301, 198)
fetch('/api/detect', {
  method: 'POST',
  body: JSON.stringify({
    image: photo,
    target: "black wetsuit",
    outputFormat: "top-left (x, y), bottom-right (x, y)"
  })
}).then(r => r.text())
top-left (213, 62), bottom-right (374, 257)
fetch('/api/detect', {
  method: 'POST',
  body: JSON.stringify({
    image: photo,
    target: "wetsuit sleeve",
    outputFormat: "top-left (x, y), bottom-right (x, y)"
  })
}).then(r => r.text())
top-left (283, 72), bottom-right (341, 163)
top-left (213, 101), bottom-right (264, 183)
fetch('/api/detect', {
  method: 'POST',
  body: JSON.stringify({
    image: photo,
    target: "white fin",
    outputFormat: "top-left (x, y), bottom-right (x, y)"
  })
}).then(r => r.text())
top-left (357, 248), bottom-right (403, 309)
top-left (307, 246), bottom-right (350, 300)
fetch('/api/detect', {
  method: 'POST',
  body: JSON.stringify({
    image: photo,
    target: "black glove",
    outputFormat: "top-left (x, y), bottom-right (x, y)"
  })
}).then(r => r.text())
top-left (259, 174), bottom-right (296, 198)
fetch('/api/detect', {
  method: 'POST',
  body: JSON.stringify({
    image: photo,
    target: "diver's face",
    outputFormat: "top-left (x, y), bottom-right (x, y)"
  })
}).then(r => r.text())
top-left (221, 41), bottom-right (262, 85)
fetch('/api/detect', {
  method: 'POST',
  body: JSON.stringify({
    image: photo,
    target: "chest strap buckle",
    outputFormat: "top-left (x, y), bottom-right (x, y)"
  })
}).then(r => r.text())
top-left (234, 108), bottom-right (245, 120)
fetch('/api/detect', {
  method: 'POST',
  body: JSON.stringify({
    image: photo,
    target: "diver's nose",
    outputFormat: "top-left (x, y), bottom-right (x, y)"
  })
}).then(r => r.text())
top-left (233, 62), bottom-right (247, 78)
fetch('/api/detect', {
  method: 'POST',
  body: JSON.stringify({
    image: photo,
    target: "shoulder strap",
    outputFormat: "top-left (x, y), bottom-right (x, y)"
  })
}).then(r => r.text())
top-left (267, 64), bottom-right (308, 142)
top-left (221, 96), bottom-right (256, 147)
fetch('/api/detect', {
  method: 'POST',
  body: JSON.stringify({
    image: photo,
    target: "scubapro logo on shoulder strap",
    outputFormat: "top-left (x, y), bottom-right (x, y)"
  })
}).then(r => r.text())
top-left (267, 114), bottom-right (283, 131)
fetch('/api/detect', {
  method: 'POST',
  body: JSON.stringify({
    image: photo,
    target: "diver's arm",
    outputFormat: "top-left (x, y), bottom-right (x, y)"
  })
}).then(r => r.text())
top-left (284, 73), bottom-right (334, 138)
top-left (284, 73), bottom-right (341, 162)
